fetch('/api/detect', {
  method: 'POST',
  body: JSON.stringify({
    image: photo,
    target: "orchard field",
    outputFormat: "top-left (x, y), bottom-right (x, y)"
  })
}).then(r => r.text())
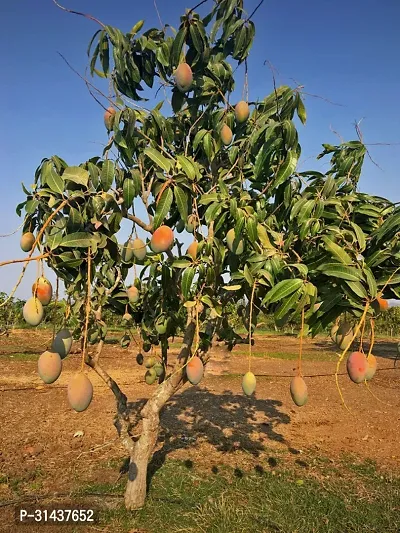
top-left (0, 328), bottom-right (399, 532)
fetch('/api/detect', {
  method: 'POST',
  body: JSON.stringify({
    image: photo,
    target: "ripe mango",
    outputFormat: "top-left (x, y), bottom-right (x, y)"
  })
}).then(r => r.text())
top-left (104, 106), bottom-right (116, 130)
top-left (290, 376), bottom-right (308, 406)
top-left (175, 63), bottom-right (193, 92)
top-left (127, 286), bottom-right (140, 303)
top-left (220, 124), bottom-right (233, 146)
top-left (235, 101), bottom-right (250, 123)
top-left (20, 232), bottom-right (35, 252)
top-left (23, 297), bottom-right (44, 326)
top-left (132, 237), bottom-right (147, 261)
top-left (68, 373), bottom-right (93, 412)
top-left (242, 371), bottom-right (256, 396)
top-left (38, 351), bottom-right (62, 384)
top-left (187, 241), bottom-right (198, 260)
top-left (346, 351), bottom-right (367, 383)
top-left (150, 225), bottom-right (174, 253)
top-left (365, 353), bottom-right (377, 381)
top-left (32, 277), bottom-right (52, 306)
top-left (186, 356), bottom-right (204, 385)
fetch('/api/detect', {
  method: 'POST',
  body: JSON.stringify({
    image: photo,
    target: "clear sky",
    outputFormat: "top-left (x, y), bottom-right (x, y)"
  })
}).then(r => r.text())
top-left (1, 0), bottom-right (399, 300)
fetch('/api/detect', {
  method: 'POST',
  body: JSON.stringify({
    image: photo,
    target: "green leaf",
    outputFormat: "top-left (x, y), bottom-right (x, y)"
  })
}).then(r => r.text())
top-left (189, 23), bottom-right (204, 54)
top-left (45, 166), bottom-right (64, 194)
top-left (182, 267), bottom-right (195, 300)
top-left (63, 166), bottom-right (89, 187)
top-left (177, 155), bottom-right (197, 181)
top-left (60, 232), bottom-right (94, 248)
top-left (174, 186), bottom-right (189, 222)
top-left (101, 160), bottom-right (115, 191)
top-left (350, 222), bottom-right (366, 252)
top-left (363, 267), bottom-right (377, 298)
top-left (274, 151), bottom-right (298, 188)
top-left (205, 202), bottom-right (222, 224)
top-left (223, 285), bottom-right (242, 291)
top-left (263, 279), bottom-right (303, 304)
top-left (144, 147), bottom-right (172, 172)
top-left (274, 288), bottom-right (302, 322)
top-left (130, 20), bottom-right (144, 36)
top-left (322, 236), bottom-right (353, 265)
top-left (123, 178), bottom-right (135, 207)
top-left (172, 259), bottom-right (192, 268)
top-left (153, 187), bottom-right (173, 229)
top-left (246, 216), bottom-right (258, 245)
top-left (243, 264), bottom-right (254, 287)
top-left (296, 95), bottom-right (307, 125)
top-left (170, 27), bottom-right (187, 68)
top-left (317, 263), bottom-right (363, 282)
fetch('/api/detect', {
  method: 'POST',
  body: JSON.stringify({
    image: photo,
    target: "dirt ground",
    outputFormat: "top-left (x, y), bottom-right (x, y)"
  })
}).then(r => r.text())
top-left (0, 329), bottom-right (399, 529)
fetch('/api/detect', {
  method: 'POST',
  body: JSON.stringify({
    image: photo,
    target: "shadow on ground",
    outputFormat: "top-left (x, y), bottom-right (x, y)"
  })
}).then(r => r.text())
top-left (120, 387), bottom-right (290, 491)
top-left (314, 339), bottom-right (399, 361)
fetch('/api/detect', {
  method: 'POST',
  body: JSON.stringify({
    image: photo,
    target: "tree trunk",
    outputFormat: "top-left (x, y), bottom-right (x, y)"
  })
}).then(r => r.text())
top-left (124, 412), bottom-right (159, 510)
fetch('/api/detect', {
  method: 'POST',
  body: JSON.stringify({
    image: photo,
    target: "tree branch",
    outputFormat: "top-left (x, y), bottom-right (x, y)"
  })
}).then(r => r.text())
top-left (125, 212), bottom-right (153, 233)
top-left (52, 0), bottom-right (105, 28)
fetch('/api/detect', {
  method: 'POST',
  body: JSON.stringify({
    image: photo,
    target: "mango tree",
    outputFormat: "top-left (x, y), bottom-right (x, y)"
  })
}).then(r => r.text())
top-left (7, 0), bottom-right (400, 510)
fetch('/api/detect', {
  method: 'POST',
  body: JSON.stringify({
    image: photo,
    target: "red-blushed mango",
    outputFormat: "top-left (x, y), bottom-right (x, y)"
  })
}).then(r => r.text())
top-left (20, 232), bottom-right (35, 252)
top-left (132, 238), bottom-right (147, 261)
top-left (186, 356), bottom-right (204, 385)
top-left (290, 376), bottom-right (308, 407)
top-left (187, 241), bottom-right (198, 260)
top-left (23, 297), bottom-right (44, 326)
top-left (32, 277), bottom-right (53, 306)
top-left (150, 225), bottom-right (174, 253)
top-left (38, 351), bottom-right (62, 384)
top-left (242, 371), bottom-right (256, 396)
top-left (226, 228), bottom-right (244, 255)
top-left (372, 297), bottom-right (389, 314)
top-left (121, 239), bottom-right (135, 262)
top-left (346, 351), bottom-right (368, 384)
top-left (104, 106), bottom-right (116, 130)
top-left (145, 368), bottom-right (157, 385)
top-left (68, 373), bottom-right (93, 412)
top-left (365, 353), bottom-right (377, 381)
top-left (127, 286), bottom-right (140, 303)
top-left (220, 124), bottom-right (233, 146)
top-left (235, 101), bottom-right (250, 123)
top-left (175, 63), bottom-right (193, 92)
top-left (51, 329), bottom-right (73, 359)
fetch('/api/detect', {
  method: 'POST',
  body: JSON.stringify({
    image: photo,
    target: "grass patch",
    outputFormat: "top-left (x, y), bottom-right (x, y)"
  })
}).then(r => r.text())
top-left (237, 350), bottom-right (338, 362)
top-left (86, 457), bottom-right (400, 533)
top-left (0, 352), bottom-right (39, 361)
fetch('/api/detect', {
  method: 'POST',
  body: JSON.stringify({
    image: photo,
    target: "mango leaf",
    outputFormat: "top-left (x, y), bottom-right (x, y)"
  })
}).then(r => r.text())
top-left (144, 147), bottom-right (172, 172)
top-left (274, 288), bottom-right (302, 322)
top-left (153, 187), bottom-right (173, 229)
top-left (45, 166), bottom-right (64, 195)
top-left (223, 285), bottom-right (242, 291)
top-left (101, 160), bottom-right (114, 191)
top-left (174, 185), bottom-right (189, 221)
top-left (317, 263), bottom-right (363, 282)
top-left (182, 267), bottom-right (195, 300)
top-left (363, 267), bottom-right (377, 298)
top-left (322, 236), bottom-right (353, 265)
top-left (344, 280), bottom-right (369, 300)
top-left (170, 27), bottom-right (187, 68)
top-left (63, 166), bottom-right (89, 187)
top-left (177, 155), bottom-right (197, 180)
top-left (273, 151), bottom-right (298, 188)
top-left (172, 259), bottom-right (192, 268)
top-left (263, 278), bottom-right (303, 304)
top-left (296, 95), bottom-right (307, 125)
top-left (350, 221), bottom-right (366, 252)
top-left (243, 264), bottom-right (254, 286)
top-left (60, 232), bottom-right (95, 248)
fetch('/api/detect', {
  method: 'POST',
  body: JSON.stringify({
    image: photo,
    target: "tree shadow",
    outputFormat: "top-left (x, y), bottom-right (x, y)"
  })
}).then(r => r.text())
top-left (314, 338), bottom-right (399, 361)
top-left (123, 387), bottom-right (290, 492)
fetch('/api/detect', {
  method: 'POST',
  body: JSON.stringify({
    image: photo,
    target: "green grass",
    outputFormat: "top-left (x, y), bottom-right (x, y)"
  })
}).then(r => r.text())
top-left (0, 352), bottom-right (39, 361)
top-left (71, 456), bottom-right (400, 533)
top-left (242, 350), bottom-right (338, 362)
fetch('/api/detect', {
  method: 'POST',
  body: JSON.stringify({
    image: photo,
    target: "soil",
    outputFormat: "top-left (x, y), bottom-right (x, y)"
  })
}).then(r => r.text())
top-left (0, 329), bottom-right (399, 531)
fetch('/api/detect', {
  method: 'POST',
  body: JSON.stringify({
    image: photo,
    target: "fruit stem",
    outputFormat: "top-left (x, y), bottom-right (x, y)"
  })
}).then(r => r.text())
top-left (298, 306), bottom-right (304, 376)
top-left (81, 247), bottom-right (92, 373)
top-left (248, 281), bottom-right (257, 373)
top-left (335, 301), bottom-right (370, 412)
top-left (367, 318), bottom-right (375, 358)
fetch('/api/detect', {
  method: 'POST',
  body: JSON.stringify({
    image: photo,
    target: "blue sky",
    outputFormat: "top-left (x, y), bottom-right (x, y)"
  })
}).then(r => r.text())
top-left (1, 0), bottom-right (399, 300)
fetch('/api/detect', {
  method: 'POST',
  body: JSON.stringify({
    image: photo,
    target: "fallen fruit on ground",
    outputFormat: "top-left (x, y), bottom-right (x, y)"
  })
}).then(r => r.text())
top-left (290, 376), bottom-right (308, 406)
top-left (150, 225), bottom-right (174, 253)
top-left (51, 329), bottom-right (73, 359)
top-left (127, 286), bottom-right (140, 303)
top-left (346, 351), bottom-right (368, 383)
top-left (67, 373), bottom-right (93, 412)
top-left (365, 353), bottom-right (377, 381)
top-left (132, 237), bottom-right (147, 261)
top-left (104, 106), bottom-right (116, 130)
top-left (23, 297), bottom-right (44, 326)
top-left (20, 232), bottom-right (35, 252)
top-left (235, 100), bottom-right (250, 123)
top-left (220, 123), bottom-right (233, 146)
top-left (32, 276), bottom-right (53, 306)
top-left (175, 62), bottom-right (193, 92)
top-left (226, 228), bottom-right (244, 255)
top-left (242, 371), bottom-right (256, 396)
top-left (186, 356), bottom-right (204, 385)
top-left (37, 351), bottom-right (62, 384)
